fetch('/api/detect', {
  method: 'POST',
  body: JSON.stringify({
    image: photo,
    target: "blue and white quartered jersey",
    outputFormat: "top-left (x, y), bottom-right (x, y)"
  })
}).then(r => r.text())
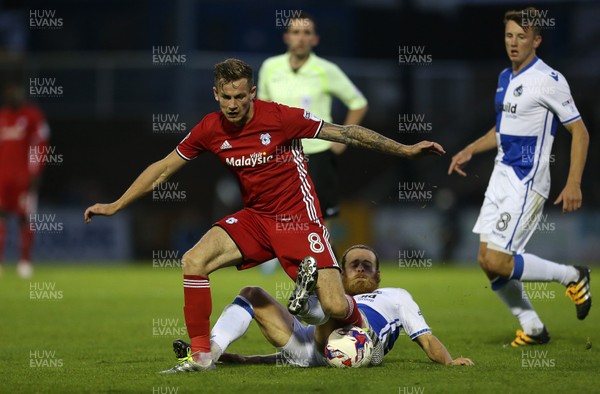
top-left (355, 288), bottom-right (430, 355)
top-left (494, 56), bottom-right (580, 199)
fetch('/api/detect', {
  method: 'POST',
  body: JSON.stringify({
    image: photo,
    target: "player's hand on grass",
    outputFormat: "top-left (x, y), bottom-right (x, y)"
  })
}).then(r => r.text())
top-left (407, 141), bottom-right (445, 159)
top-left (84, 203), bottom-right (119, 223)
top-left (450, 357), bottom-right (474, 366)
top-left (448, 150), bottom-right (472, 177)
top-left (553, 181), bottom-right (582, 213)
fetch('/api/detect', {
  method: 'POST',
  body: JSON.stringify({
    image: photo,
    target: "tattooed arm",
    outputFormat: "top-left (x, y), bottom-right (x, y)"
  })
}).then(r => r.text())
top-left (317, 122), bottom-right (445, 159)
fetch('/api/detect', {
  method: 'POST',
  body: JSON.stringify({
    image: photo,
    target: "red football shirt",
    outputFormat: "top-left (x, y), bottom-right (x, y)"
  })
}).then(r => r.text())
top-left (177, 100), bottom-right (324, 219)
top-left (0, 104), bottom-right (49, 181)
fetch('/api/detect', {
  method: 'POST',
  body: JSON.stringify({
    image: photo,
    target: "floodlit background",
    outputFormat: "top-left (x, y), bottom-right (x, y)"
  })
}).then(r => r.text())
top-left (1, 0), bottom-right (599, 265)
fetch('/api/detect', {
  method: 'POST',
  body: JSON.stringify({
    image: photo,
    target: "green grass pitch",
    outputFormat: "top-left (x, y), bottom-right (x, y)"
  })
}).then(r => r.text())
top-left (1, 262), bottom-right (598, 393)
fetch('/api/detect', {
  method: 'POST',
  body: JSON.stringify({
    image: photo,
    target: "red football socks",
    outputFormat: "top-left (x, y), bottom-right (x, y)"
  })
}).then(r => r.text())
top-left (183, 275), bottom-right (211, 353)
top-left (336, 295), bottom-right (364, 327)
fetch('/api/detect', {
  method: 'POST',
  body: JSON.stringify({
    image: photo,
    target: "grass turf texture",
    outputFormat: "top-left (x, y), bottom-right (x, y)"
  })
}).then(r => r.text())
top-left (1, 263), bottom-right (598, 393)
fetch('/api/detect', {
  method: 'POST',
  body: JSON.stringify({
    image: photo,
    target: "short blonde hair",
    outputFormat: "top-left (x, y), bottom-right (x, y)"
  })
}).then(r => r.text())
top-left (214, 58), bottom-right (253, 89)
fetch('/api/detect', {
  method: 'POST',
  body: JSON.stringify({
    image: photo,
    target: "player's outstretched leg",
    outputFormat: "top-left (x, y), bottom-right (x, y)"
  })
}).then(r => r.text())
top-left (511, 326), bottom-right (551, 347)
top-left (565, 266), bottom-right (592, 320)
top-left (287, 256), bottom-right (318, 315)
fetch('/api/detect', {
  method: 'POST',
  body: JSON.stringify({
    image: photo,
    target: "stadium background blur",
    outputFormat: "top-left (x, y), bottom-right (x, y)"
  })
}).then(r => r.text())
top-left (1, 0), bottom-right (599, 265)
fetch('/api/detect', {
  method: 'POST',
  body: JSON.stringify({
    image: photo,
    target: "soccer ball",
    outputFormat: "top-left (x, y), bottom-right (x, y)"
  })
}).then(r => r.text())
top-left (325, 326), bottom-right (373, 368)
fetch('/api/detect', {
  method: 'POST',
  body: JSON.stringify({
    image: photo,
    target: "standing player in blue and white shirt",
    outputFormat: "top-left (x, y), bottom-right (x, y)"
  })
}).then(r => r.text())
top-left (449, 8), bottom-right (591, 347)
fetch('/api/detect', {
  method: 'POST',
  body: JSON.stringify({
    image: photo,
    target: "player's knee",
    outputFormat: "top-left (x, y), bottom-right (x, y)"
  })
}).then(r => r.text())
top-left (480, 251), bottom-right (511, 278)
top-left (181, 250), bottom-right (208, 275)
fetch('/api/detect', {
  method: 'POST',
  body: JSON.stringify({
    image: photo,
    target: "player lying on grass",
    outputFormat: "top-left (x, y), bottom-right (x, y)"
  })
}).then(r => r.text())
top-left (85, 58), bottom-right (445, 373)
top-left (171, 245), bottom-right (474, 367)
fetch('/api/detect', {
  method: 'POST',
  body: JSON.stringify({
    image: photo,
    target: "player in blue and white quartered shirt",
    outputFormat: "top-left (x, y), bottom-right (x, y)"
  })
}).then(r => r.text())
top-left (343, 246), bottom-right (470, 366)
top-left (355, 287), bottom-right (432, 359)
top-left (492, 56), bottom-right (579, 202)
top-left (449, 7), bottom-right (591, 347)
top-left (175, 245), bottom-right (473, 367)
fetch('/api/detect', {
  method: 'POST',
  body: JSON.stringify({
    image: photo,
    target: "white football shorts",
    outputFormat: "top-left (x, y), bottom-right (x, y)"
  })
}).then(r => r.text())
top-left (473, 164), bottom-right (546, 254)
top-left (279, 317), bottom-right (327, 368)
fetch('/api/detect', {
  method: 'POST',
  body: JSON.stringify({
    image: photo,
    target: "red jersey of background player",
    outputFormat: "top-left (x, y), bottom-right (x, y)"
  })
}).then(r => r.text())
top-left (0, 103), bottom-right (49, 182)
top-left (176, 99), bottom-right (324, 220)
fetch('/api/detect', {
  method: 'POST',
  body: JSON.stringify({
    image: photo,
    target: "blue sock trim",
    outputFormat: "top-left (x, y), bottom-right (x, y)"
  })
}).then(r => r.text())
top-left (511, 254), bottom-right (525, 280)
top-left (491, 277), bottom-right (509, 291)
top-left (232, 296), bottom-right (254, 318)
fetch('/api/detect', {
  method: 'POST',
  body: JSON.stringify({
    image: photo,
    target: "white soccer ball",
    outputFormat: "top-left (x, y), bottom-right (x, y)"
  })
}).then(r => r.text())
top-left (325, 326), bottom-right (373, 368)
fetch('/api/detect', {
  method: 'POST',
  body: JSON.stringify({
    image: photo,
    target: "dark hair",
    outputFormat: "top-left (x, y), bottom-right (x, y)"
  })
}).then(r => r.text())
top-left (288, 11), bottom-right (317, 33)
top-left (504, 7), bottom-right (541, 36)
top-left (214, 58), bottom-right (254, 89)
top-left (340, 245), bottom-right (380, 271)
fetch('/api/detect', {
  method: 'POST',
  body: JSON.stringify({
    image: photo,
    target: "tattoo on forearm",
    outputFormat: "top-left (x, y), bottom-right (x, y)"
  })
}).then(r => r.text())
top-left (326, 124), bottom-right (407, 157)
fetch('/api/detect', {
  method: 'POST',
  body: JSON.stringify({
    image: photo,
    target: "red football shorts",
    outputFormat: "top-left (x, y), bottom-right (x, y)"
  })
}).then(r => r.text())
top-left (215, 208), bottom-right (339, 281)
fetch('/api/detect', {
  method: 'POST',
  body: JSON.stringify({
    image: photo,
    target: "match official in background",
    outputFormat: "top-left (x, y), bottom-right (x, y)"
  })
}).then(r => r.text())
top-left (258, 12), bottom-right (368, 223)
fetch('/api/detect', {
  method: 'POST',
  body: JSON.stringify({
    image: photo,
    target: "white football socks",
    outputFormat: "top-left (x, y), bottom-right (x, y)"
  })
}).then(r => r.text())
top-left (518, 253), bottom-right (578, 286)
top-left (298, 295), bottom-right (330, 325)
top-left (493, 279), bottom-right (544, 336)
top-left (209, 296), bottom-right (254, 362)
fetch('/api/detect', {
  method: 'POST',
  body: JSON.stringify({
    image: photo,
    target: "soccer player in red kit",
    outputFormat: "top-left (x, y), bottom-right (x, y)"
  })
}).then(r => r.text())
top-left (84, 58), bottom-right (445, 372)
top-left (0, 82), bottom-right (49, 278)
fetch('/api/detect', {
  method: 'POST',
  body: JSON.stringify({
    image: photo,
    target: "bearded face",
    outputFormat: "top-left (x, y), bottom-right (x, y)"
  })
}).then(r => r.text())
top-left (342, 273), bottom-right (379, 296)
top-left (341, 248), bottom-right (380, 296)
